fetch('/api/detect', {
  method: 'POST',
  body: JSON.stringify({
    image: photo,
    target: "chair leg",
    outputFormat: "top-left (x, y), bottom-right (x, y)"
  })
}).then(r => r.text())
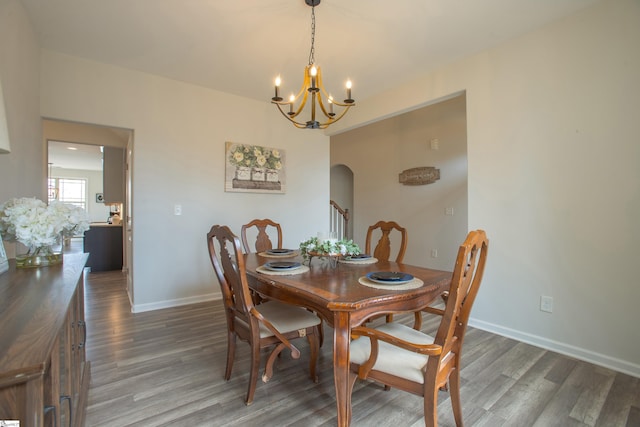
top-left (262, 343), bottom-right (287, 383)
top-left (424, 387), bottom-right (439, 427)
top-left (224, 331), bottom-right (236, 381)
top-left (318, 319), bottom-right (324, 347)
top-left (307, 328), bottom-right (319, 383)
top-left (245, 342), bottom-right (262, 405)
top-left (449, 368), bottom-right (464, 427)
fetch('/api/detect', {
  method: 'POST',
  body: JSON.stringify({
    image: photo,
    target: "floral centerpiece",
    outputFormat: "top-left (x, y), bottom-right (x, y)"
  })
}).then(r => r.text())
top-left (0, 197), bottom-right (90, 268)
top-left (299, 236), bottom-right (361, 263)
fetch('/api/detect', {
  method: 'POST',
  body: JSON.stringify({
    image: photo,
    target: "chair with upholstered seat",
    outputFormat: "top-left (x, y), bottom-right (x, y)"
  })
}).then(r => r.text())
top-left (365, 220), bottom-right (408, 263)
top-left (349, 229), bottom-right (488, 426)
top-left (241, 218), bottom-right (283, 254)
top-left (241, 218), bottom-right (327, 347)
top-left (207, 224), bottom-right (321, 405)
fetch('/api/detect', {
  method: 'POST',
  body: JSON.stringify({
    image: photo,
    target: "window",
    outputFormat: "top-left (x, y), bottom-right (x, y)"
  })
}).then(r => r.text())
top-left (48, 177), bottom-right (87, 210)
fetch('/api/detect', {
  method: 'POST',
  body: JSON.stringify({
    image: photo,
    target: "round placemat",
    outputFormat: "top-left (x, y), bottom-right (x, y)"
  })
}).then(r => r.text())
top-left (358, 276), bottom-right (424, 290)
top-left (338, 257), bottom-right (378, 265)
top-left (258, 251), bottom-right (299, 258)
top-left (256, 265), bottom-right (310, 275)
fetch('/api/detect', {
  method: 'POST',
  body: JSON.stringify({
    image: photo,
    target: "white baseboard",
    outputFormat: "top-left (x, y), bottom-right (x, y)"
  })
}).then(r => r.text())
top-left (469, 318), bottom-right (640, 379)
top-left (131, 292), bottom-right (222, 313)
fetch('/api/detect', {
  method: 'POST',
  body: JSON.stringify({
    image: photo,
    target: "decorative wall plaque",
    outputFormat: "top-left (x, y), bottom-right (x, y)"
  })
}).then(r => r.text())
top-left (398, 167), bottom-right (440, 185)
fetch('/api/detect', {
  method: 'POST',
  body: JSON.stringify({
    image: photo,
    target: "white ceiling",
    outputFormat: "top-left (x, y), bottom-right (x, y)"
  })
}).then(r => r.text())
top-left (48, 141), bottom-right (103, 171)
top-left (20, 0), bottom-right (599, 105)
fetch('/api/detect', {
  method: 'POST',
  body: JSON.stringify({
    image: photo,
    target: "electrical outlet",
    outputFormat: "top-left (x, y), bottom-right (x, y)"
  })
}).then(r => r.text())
top-left (431, 249), bottom-right (438, 258)
top-left (174, 204), bottom-right (182, 216)
top-left (445, 207), bottom-right (454, 216)
top-left (540, 295), bottom-right (553, 313)
top-left (430, 139), bottom-right (439, 150)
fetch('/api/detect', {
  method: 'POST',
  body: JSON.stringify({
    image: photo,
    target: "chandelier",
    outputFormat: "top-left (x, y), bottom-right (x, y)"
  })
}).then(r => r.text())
top-left (271, 0), bottom-right (355, 129)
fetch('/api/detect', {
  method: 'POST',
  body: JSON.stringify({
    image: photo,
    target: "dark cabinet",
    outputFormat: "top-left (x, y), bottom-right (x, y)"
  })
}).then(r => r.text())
top-left (84, 224), bottom-right (123, 271)
top-left (103, 146), bottom-right (124, 203)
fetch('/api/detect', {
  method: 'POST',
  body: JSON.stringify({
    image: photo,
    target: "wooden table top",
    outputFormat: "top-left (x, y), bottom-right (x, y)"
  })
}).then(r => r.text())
top-left (244, 253), bottom-right (452, 325)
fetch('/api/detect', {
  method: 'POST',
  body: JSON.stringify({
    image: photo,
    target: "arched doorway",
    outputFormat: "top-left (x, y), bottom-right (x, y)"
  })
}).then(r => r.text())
top-left (330, 164), bottom-right (354, 239)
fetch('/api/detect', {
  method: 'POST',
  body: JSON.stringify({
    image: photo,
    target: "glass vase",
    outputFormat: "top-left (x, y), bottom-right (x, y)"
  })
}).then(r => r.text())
top-left (16, 245), bottom-right (63, 268)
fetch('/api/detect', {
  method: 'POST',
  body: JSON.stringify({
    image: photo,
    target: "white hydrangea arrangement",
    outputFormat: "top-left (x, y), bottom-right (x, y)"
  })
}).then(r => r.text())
top-left (0, 197), bottom-right (90, 252)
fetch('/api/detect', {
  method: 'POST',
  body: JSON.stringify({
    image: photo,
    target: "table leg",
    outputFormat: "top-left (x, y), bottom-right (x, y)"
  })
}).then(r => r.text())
top-left (333, 311), bottom-right (352, 427)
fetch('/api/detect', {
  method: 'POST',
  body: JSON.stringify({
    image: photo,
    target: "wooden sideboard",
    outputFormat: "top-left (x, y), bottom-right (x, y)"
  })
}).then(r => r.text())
top-left (0, 253), bottom-right (91, 427)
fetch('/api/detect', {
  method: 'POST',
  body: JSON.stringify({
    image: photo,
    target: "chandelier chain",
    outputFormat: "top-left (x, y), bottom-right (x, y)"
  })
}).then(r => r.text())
top-left (308, 5), bottom-right (316, 66)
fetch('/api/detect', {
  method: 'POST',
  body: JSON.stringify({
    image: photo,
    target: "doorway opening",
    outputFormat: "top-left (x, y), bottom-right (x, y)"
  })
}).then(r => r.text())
top-left (44, 119), bottom-right (133, 296)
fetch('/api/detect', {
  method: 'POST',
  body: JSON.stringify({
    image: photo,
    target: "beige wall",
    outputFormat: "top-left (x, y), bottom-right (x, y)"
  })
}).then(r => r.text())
top-left (331, 94), bottom-right (468, 271)
top-left (39, 51), bottom-right (330, 312)
top-left (43, 119), bottom-right (129, 149)
top-left (330, 0), bottom-right (640, 376)
top-left (0, 0), bottom-right (42, 257)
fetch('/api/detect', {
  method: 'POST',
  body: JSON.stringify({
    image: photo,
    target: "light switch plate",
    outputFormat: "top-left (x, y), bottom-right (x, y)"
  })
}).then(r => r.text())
top-left (540, 295), bottom-right (553, 313)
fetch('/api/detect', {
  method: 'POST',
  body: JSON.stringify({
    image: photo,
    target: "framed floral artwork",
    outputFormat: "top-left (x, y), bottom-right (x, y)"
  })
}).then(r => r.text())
top-left (225, 142), bottom-right (286, 193)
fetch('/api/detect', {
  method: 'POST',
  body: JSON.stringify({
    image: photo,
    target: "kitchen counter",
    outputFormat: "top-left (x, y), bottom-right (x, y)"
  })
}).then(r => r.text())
top-left (84, 223), bottom-right (123, 271)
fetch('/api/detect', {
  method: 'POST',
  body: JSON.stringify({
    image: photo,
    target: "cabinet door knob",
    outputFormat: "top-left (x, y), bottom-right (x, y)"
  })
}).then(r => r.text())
top-left (78, 320), bottom-right (87, 348)
top-left (61, 395), bottom-right (72, 427)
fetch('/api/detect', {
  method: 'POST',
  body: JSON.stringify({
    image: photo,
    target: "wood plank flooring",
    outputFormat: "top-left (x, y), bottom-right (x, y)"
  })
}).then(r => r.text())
top-left (82, 270), bottom-right (640, 427)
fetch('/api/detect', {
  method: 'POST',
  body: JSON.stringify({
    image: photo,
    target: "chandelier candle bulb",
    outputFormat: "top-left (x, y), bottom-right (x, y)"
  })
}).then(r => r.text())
top-left (288, 94), bottom-right (295, 115)
top-left (273, 76), bottom-right (282, 101)
top-left (310, 65), bottom-right (317, 89)
top-left (345, 80), bottom-right (353, 103)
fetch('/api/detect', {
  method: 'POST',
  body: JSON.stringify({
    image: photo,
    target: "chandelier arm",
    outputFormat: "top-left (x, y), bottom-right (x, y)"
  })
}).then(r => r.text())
top-left (318, 105), bottom-right (353, 128)
top-left (292, 89), bottom-right (310, 118)
top-left (272, 79), bottom-right (310, 120)
top-left (325, 98), bottom-right (355, 108)
top-left (287, 66), bottom-right (313, 118)
top-left (314, 69), bottom-right (332, 119)
top-left (272, 102), bottom-right (313, 129)
top-left (324, 105), bottom-right (353, 124)
top-left (313, 69), bottom-right (355, 118)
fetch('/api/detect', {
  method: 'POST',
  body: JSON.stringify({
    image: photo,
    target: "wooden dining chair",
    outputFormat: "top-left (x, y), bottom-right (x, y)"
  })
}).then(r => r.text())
top-left (365, 220), bottom-right (408, 263)
top-left (241, 218), bottom-right (283, 253)
top-left (364, 220), bottom-right (408, 323)
top-left (207, 224), bottom-right (321, 405)
top-left (241, 218), bottom-right (327, 347)
top-left (348, 229), bottom-right (488, 426)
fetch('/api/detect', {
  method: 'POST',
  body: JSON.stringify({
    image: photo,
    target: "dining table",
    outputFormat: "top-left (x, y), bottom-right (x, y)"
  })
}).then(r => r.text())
top-left (243, 252), bottom-right (452, 427)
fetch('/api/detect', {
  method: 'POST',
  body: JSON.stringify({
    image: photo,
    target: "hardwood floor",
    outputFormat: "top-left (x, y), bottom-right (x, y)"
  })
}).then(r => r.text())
top-left (82, 270), bottom-right (640, 427)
